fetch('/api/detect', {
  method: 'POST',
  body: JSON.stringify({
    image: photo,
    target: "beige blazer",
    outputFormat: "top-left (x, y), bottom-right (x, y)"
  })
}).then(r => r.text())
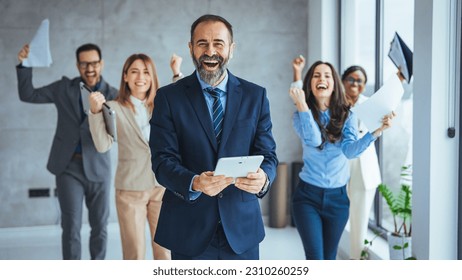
top-left (350, 95), bottom-right (382, 190)
top-left (89, 100), bottom-right (159, 191)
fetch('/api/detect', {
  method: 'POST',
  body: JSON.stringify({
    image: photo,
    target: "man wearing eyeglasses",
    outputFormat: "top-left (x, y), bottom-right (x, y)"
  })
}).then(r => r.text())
top-left (16, 43), bottom-right (118, 260)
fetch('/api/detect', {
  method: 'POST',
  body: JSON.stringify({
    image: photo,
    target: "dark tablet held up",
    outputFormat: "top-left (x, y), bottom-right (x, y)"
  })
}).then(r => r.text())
top-left (102, 103), bottom-right (117, 142)
top-left (388, 32), bottom-right (413, 83)
top-left (80, 82), bottom-right (117, 142)
top-left (79, 82), bottom-right (92, 114)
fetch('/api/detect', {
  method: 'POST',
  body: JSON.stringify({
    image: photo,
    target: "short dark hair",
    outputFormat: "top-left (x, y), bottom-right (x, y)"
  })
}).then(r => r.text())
top-left (190, 14), bottom-right (233, 43)
top-left (341, 65), bottom-right (368, 84)
top-left (75, 43), bottom-right (102, 62)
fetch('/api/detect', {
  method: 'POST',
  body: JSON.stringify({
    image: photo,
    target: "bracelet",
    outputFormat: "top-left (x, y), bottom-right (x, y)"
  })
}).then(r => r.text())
top-left (173, 72), bottom-right (183, 78)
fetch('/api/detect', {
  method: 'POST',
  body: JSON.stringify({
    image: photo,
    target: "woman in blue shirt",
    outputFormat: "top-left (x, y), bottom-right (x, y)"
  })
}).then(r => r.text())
top-left (288, 60), bottom-right (395, 260)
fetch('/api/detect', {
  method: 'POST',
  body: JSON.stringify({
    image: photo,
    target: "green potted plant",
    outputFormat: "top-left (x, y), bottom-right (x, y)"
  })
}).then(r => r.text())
top-left (360, 230), bottom-right (385, 260)
top-left (378, 165), bottom-right (414, 260)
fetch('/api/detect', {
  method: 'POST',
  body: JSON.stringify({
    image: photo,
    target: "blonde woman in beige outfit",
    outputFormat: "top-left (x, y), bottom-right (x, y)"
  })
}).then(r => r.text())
top-left (88, 53), bottom-right (181, 260)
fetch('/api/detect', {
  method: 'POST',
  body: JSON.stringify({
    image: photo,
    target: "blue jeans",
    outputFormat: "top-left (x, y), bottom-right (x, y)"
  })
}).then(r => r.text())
top-left (292, 180), bottom-right (349, 260)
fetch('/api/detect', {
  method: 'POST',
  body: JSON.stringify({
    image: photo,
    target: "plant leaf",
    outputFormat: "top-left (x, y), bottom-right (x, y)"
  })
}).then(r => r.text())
top-left (378, 184), bottom-right (399, 215)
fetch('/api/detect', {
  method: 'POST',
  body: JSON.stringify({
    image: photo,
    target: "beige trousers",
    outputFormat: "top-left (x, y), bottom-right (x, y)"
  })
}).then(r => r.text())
top-left (347, 160), bottom-right (377, 259)
top-left (116, 187), bottom-right (171, 260)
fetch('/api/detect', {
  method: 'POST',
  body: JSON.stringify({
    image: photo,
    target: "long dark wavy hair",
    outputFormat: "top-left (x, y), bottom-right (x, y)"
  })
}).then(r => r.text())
top-left (116, 53), bottom-right (159, 114)
top-left (302, 61), bottom-right (350, 148)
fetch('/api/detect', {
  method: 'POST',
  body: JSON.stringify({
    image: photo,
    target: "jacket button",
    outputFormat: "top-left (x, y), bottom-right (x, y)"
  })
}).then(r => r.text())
top-left (218, 192), bottom-right (223, 198)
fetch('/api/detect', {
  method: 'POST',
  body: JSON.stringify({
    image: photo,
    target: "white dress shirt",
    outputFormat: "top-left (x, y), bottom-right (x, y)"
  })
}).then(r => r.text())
top-left (129, 95), bottom-right (150, 142)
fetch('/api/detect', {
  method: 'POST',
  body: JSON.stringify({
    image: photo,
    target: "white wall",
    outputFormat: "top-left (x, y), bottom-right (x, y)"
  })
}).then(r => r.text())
top-left (413, 0), bottom-right (459, 259)
top-left (307, 0), bottom-right (340, 68)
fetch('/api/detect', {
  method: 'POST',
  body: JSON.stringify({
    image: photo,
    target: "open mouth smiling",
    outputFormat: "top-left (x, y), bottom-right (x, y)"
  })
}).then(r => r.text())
top-left (203, 61), bottom-right (219, 68)
top-left (85, 71), bottom-right (96, 78)
top-left (316, 83), bottom-right (328, 90)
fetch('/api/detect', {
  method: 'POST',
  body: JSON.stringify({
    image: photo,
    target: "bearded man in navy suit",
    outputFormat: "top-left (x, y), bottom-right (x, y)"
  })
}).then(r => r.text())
top-left (149, 14), bottom-right (278, 260)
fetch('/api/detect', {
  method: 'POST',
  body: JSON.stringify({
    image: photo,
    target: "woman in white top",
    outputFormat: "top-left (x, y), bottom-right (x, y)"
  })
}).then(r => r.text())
top-left (341, 65), bottom-right (381, 259)
top-left (88, 53), bottom-right (181, 259)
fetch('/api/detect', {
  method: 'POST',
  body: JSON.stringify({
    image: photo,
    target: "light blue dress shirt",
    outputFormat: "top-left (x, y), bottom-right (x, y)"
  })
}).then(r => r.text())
top-left (196, 71), bottom-right (228, 119)
top-left (293, 109), bottom-right (377, 188)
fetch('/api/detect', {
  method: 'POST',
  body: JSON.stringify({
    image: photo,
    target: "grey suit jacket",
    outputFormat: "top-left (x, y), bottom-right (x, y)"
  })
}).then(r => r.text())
top-left (16, 66), bottom-right (118, 182)
top-left (89, 101), bottom-right (159, 191)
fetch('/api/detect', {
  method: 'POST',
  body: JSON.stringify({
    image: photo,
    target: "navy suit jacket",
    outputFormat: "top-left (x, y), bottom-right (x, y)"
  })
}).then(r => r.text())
top-left (150, 71), bottom-right (278, 257)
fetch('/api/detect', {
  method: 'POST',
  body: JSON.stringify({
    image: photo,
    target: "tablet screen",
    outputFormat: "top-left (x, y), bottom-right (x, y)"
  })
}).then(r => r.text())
top-left (214, 155), bottom-right (264, 178)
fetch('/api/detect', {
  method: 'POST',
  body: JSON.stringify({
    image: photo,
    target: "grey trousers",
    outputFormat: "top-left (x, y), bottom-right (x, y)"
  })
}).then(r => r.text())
top-left (56, 157), bottom-right (110, 260)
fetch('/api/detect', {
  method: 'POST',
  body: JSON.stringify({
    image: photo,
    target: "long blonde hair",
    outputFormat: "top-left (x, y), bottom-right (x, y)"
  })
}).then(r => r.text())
top-left (116, 53), bottom-right (159, 114)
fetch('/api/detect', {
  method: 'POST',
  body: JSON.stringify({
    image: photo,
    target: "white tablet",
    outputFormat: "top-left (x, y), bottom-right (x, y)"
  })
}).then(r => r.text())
top-left (214, 155), bottom-right (264, 178)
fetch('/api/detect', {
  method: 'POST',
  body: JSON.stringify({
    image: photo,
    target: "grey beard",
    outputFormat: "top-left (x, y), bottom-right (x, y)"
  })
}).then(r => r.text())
top-left (192, 55), bottom-right (228, 86)
top-left (197, 66), bottom-right (226, 86)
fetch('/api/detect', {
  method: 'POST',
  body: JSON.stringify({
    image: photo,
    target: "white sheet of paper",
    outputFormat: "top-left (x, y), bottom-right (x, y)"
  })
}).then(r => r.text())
top-left (351, 75), bottom-right (404, 132)
top-left (23, 19), bottom-right (52, 67)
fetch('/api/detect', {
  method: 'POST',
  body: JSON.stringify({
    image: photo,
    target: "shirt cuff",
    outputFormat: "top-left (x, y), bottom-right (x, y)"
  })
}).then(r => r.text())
top-left (290, 80), bottom-right (303, 89)
top-left (189, 175), bottom-right (202, 201)
top-left (172, 72), bottom-right (184, 83)
top-left (365, 131), bottom-right (378, 142)
top-left (257, 173), bottom-right (270, 197)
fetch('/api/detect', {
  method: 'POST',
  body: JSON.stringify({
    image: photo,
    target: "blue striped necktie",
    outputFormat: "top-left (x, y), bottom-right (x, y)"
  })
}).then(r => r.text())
top-left (205, 87), bottom-right (224, 144)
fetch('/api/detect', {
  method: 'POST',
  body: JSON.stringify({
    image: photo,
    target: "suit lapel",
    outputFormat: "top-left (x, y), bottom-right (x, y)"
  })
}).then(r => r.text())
top-left (71, 80), bottom-right (84, 122)
top-left (220, 72), bottom-right (241, 150)
top-left (184, 74), bottom-right (218, 151)
top-left (118, 102), bottom-right (148, 145)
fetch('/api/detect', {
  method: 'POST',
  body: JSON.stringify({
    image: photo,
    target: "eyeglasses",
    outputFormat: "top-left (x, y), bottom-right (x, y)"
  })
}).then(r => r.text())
top-left (78, 60), bottom-right (101, 69)
top-left (345, 77), bottom-right (364, 85)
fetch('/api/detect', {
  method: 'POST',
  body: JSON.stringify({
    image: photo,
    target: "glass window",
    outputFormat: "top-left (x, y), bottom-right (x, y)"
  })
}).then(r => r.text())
top-left (340, 0), bottom-right (377, 229)
top-left (340, 0), bottom-right (376, 97)
top-left (380, 0), bottom-right (414, 233)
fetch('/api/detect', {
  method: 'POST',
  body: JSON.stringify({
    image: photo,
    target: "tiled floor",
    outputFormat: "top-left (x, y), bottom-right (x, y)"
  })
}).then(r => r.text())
top-left (0, 222), bottom-right (305, 260)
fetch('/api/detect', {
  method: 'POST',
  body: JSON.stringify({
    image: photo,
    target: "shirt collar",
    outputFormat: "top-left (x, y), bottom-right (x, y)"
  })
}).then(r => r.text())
top-left (82, 79), bottom-right (102, 91)
top-left (129, 95), bottom-right (146, 106)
